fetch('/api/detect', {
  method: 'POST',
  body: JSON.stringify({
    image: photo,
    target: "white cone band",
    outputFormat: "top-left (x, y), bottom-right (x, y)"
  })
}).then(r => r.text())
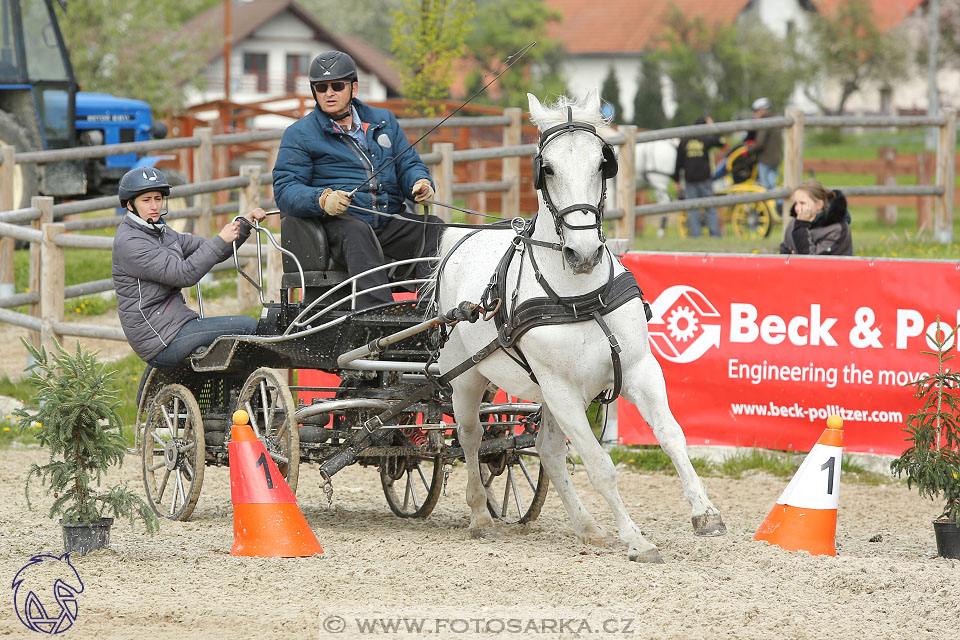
top-left (775, 443), bottom-right (842, 510)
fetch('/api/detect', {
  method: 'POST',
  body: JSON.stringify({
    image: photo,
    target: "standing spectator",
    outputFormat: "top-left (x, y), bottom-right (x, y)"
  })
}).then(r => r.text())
top-left (749, 97), bottom-right (783, 210)
top-left (674, 116), bottom-right (726, 237)
top-left (779, 180), bottom-right (853, 255)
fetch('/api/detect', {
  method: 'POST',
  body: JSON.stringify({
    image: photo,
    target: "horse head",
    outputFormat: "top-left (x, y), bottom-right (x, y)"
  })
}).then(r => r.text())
top-left (528, 90), bottom-right (615, 275)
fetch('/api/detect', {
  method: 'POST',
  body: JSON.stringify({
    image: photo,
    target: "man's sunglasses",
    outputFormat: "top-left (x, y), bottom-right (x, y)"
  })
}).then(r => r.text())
top-left (313, 81), bottom-right (349, 93)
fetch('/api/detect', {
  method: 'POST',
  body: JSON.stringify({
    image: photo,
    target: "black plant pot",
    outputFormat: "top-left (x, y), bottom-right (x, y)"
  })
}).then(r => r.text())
top-left (933, 520), bottom-right (960, 559)
top-left (61, 518), bottom-right (114, 556)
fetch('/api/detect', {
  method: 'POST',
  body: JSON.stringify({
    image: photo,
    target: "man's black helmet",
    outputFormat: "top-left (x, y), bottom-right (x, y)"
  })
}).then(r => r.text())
top-left (309, 51), bottom-right (358, 83)
top-left (118, 167), bottom-right (171, 207)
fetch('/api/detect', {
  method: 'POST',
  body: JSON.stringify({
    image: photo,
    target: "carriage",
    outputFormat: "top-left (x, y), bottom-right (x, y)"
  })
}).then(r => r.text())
top-left (134, 212), bottom-right (549, 524)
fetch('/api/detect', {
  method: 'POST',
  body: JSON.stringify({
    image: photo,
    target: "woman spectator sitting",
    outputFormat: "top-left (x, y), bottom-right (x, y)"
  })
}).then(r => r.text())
top-left (779, 180), bottom-right (853, 255)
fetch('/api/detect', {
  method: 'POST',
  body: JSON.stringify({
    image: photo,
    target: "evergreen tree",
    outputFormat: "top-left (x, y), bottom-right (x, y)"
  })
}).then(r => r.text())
top-left (600, 66), bottom-right (624, 123)
top-left (633, 56), bottom-right (667, 129)
top-left (15, 340), bottom-right (158, 532)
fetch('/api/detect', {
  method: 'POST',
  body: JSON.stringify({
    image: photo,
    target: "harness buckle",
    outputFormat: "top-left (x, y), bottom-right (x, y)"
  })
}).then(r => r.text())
top-left (608, 333), bottom-right (622, 354)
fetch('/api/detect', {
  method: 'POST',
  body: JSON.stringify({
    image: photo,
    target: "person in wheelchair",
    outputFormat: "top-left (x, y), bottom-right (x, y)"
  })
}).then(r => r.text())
top-left (273, 50), bottom-right (441, 309)
top-left (111, 167), bottom-right (266, 368)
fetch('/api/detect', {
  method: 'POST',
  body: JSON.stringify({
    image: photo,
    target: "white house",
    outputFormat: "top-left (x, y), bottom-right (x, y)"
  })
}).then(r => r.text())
top-left (178, 0), bottom-right (402, 128)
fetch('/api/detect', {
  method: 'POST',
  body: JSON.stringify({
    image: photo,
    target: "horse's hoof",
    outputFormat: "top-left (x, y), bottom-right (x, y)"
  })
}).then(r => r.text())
top-left (692, 512), bottom-right (727, 536)
top-left (628, 547), bottom-right (664, 563)
top-left (470, 527), bottom-right (501, 540)
top-left (580, 526), bottom-right (619, 549)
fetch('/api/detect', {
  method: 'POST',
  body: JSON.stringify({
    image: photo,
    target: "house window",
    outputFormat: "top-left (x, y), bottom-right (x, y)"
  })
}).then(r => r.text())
top-left (286, 54), bottom-right (310, 93)
top-left (243, 52), bottom-right (268, 92)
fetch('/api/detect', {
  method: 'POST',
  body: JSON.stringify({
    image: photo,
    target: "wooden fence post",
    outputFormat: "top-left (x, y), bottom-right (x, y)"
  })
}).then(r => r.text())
top-left (876, 147), bottom-right (898, 224)
top-left (783, 109), bottom-right (804, 216)
top-left (615, 125), bottom-right (637, 244)
top-left (0, 145), bottom-right (15, 298)
top-left (237, 165), bottom-right (262, 311)
top-left (502, 107), bottom-right (522, 218)
top-left (431, 142), bottom-right (454, 223)
top-left (28, 196), bottom-right (54, 350)
top-left (916, 151), bottom-right (933, 232)
top-left (194, 127), bottom-right (214, 240)
top-left (934, 108), bottom-right (956, 244)
top-left (40, 222), bottom-right (65, 352)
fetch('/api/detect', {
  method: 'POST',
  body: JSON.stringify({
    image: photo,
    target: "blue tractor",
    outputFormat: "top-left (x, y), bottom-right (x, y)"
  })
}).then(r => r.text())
top-left (0, 0), bottom-right (171, 210)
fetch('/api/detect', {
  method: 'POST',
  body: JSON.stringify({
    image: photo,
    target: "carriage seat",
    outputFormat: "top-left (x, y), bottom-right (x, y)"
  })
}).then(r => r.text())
top-left (279, 204), bottom-right (426, 292)
top-left (280, 214), bottom-right (364, 290)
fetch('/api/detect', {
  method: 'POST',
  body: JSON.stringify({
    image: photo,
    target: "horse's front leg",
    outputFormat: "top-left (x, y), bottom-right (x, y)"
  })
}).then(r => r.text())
top-left (539, 384), bottom-right (663, 563)
top-left (536, 408), bottom-right (617, 549)
top-left (621, 352), bottom-right (726, 536)
top-left (451, 371), bottom-right (497, 538)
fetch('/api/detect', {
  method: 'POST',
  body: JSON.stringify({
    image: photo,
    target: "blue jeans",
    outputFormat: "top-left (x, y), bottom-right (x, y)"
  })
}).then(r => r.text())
top-left (148, 315), bottom-right (259, 368)
top-left (757, 162), bottom-right (781, 208)
top-left (684, 180), bottom-right (721, 238)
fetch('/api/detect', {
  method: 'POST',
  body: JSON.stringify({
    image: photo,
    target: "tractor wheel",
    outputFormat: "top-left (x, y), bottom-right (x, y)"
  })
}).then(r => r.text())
top-left (0, 110), bottom-right (39, 210)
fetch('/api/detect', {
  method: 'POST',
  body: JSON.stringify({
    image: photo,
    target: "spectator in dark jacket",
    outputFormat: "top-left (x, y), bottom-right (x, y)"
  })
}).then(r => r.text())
top-left (273, 51), bottom-right (440, 308)
top-left (111, 167), bottom-right (264, 368)
top-left (674, 116), bottom-right (726, 237)
top-left (749, 97), bottom-right (783, 209)
top-left (779, 180), bottom-right (853, 255)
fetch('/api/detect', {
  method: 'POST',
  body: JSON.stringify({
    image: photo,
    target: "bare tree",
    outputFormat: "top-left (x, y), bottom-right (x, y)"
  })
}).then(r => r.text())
top-left (803, 0), bottom-right (910, 115)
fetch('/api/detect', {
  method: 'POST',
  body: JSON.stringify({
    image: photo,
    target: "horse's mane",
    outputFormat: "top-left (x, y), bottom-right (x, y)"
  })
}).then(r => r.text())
top-left (529, 94), bottom-right (612, 132)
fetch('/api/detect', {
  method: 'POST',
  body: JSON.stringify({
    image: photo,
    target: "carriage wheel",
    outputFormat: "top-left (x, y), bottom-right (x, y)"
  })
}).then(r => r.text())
top-left (480, 414), bottom-right (549, 524)
top-left (237, 368), bottom-right (300, 494)
top-left (142, 384), bottom-right (205, 521)
top-left (379, 433), bottom-right (444, 518)
top-left (732, 200), bottom-right (773, 239)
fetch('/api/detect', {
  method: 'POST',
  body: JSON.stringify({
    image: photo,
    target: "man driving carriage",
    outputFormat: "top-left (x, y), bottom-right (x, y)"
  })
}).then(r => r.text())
top-left (273, 50), bottom-right (441, 309)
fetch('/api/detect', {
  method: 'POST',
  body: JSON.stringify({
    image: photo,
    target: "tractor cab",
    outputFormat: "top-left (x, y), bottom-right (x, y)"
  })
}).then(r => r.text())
top-left (0, 0), bottom-right (165, 208)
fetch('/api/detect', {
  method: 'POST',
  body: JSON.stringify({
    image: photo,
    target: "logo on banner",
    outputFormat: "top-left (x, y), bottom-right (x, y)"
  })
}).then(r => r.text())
top-left (648, 285), bottom-right (721, 363)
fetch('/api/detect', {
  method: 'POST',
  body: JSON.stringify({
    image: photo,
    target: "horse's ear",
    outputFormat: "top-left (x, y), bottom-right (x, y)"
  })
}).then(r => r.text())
top-left (583, 89), bottom-right (601, 116)
top-left (527, 93), bottom-right (546, 123)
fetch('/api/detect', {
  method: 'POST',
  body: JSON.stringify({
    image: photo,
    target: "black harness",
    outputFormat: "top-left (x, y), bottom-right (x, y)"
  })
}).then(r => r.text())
top-left (327, 114), bottom-right (653, 479)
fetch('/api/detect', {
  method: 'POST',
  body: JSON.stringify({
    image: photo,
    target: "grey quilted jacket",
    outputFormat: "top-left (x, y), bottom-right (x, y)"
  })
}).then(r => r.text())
top-left (111, 214), bottom-right (251, 361)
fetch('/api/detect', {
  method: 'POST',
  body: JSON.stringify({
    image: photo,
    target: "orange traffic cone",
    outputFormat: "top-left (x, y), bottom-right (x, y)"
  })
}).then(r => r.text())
top-left (229, 410), bottom-right (322, 557)
top-left (754, 415), bottom-right (844, 556)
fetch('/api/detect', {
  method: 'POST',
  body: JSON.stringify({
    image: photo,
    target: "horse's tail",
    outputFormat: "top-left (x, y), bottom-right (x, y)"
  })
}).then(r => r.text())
top-left (420, 227), bottom-right (474, 309)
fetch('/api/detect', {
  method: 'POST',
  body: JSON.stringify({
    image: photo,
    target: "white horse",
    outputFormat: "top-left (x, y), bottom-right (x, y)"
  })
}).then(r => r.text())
top-left (433, 91), bottom-right (725, 563)
top-left (635, 138), bottom-right (678, 235)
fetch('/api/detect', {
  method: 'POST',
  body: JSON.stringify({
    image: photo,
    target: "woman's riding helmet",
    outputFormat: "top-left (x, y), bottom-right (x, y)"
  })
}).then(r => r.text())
top-left (118, 167), bottom-right (171, 208)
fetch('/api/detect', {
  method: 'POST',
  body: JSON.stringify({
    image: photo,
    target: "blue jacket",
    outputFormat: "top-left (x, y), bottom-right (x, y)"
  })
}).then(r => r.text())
top-left (273, 99), bottom-right (433, 229)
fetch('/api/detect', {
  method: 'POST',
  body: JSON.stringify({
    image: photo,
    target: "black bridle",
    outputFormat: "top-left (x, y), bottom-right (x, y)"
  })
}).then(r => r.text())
top-left (532, 106), bottom-right (618, 244)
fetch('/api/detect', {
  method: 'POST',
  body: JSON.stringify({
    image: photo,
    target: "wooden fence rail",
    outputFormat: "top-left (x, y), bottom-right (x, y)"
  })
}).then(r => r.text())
top-left (0, 108), bottom-right (956, 353)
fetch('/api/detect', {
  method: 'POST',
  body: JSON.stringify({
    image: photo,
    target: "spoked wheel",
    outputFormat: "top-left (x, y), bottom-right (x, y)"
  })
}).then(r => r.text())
top-left (732, 200), bottom-right (773, 239)
top-left (237, 367), bottom-right (300, 493)
top-left (380, 431), bottom-right (443, 518)
top-left (480, 414), bottom-right (549, 524)
top-left (142, 384), bottom-right (205, 521)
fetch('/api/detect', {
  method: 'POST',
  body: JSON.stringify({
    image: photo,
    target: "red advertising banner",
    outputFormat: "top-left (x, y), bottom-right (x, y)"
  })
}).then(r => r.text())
top-left (617, 253), bottom-right (960, 455)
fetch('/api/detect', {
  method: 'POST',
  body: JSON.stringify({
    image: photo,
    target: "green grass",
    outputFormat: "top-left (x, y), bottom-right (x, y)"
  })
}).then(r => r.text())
top-left (598, 445), bottom-right (889, 484)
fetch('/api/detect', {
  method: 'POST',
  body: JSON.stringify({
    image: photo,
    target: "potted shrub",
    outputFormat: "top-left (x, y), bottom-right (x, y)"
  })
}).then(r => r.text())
top-left (14, 340), bottom-right (158, 555)
top-left (890, 321), bottom-right (960, 559)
